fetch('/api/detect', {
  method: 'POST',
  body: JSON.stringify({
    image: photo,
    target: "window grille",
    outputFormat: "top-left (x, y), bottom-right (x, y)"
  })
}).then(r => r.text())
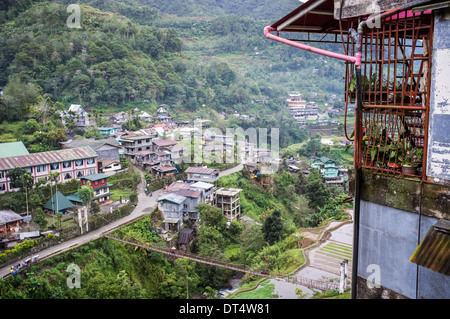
top-left (345, 10), bottom-right (434, 178)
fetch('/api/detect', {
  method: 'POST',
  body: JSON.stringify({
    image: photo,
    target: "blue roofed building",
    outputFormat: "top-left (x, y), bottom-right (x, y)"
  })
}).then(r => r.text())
top-left (157, 193), bottom-right (187, 231)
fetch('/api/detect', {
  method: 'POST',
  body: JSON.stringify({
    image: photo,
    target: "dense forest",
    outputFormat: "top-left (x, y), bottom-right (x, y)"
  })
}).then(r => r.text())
top-left (0, 0), bottom-right (347, 150)
top-left (140, 0), bottom-right (301, 19)
top-left (0, 0), bottom-right (354, 300)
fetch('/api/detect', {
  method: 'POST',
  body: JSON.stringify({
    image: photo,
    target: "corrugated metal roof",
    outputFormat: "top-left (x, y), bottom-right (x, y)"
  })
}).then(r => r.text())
top-left (81, 173), bottom-right (109, 181)
top-left (65, 138), bottom-right (120, 149)
top-left (190, 182), bottom-right (214, 190)
top-left (270, 0), bottom-right (352, 34)
top-left (410, 219), bottom-right (450, 276)
top-left (153, 165), bottom-right (177, 172)
top-left (157, 193), bottom-right (186, 204)
top-left (43, 191), bottom-right (75, 212)
top-left (153, 139), bottom-right (177, 147)
top-left (185, 167), bottom-right (219, 174)
top-left (0, 142), bottom-right (29, 158)
top-left (174, 189), bottom-right (201, 198)
top-left (179, 228), bottom-right (194, 244)
top-left (0, 146), bottom-right (97, 171)
top-left (0, 209), bottom-right (23, 224)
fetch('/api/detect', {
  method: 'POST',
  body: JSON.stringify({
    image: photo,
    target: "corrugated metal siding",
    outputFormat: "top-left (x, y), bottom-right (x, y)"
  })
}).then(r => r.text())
top-left (0, 146), bottom-right (97, 170)
top-left (410, 219), bottom-right (450, 275)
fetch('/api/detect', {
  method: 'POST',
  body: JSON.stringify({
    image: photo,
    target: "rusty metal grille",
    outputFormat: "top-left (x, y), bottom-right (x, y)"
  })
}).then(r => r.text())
top-left (345, 10), bottom-right (434, 178)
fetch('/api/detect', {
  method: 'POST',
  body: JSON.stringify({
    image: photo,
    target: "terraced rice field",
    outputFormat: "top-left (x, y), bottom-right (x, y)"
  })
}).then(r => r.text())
top-left (318, 242), bottom-right (353, 260)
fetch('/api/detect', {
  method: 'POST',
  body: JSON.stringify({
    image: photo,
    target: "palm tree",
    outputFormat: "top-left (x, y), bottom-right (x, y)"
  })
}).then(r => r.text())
top-left (21, 173), bottom-right (33, 227)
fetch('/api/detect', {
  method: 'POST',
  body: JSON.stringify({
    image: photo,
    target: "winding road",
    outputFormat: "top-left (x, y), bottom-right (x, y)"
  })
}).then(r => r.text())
top-left (0, 163), bottom-right (243, 278)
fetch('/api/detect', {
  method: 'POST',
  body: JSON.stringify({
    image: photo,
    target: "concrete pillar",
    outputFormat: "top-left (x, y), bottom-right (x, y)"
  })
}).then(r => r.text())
top-left (340, 262), bottom-right (346, 294)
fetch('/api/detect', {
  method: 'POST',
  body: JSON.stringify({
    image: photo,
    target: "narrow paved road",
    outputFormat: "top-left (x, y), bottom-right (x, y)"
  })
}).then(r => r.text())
top-left (0, 164), bottom-right (243, 278)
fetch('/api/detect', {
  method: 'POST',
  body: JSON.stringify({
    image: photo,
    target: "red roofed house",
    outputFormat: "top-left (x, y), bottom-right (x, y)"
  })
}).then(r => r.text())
top-left (67, 173), bottom-right (113, 205)
top-left (151, 124), bottom-right (169, 136)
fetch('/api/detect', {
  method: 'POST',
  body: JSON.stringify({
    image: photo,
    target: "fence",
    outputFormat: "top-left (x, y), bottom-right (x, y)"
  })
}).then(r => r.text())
top-left (345, 10), bottom-right (433, 178)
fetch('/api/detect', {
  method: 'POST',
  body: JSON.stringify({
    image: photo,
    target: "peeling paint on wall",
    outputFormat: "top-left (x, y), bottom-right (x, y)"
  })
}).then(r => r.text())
top-left (427, 10), bottom-right (450, 181)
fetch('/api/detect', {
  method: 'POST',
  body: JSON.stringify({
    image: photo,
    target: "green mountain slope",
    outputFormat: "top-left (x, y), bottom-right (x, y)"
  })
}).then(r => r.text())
top-left (0, 0), bottom-right (346, 149)
top-left (139, 0), bottom-right (302, 20)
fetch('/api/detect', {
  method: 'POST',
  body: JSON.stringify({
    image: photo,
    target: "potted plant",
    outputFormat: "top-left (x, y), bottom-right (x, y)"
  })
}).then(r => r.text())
top-left (348, 74), bottom-right (389, 103)
top-left (386, 143), bottom-right (403, 171)
top-left (399, 147), bottom-right (423, 175)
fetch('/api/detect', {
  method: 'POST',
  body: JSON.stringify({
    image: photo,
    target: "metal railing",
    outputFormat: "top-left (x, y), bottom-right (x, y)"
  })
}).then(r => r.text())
top-left (345, 10), bottom-right (433, 178)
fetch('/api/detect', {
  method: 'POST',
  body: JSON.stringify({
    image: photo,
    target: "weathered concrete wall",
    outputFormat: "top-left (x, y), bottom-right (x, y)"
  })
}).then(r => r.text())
top-left (357, 200), bottom-right (450, 298)
top-left (358, 200), bottom-right (419, 298)
top-left (334, 0), bottom-right (412, 19)
top-left (348, 169), bottom-right (450, 220)
top-left (427, 8), bottom-right (450, 181)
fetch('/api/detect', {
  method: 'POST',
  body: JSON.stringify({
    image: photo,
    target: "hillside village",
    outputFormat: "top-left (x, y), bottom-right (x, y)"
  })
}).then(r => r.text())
top-left (1, 0), bottom-right (447, 302)
top-left (0, 99), bottom-right (349, 253)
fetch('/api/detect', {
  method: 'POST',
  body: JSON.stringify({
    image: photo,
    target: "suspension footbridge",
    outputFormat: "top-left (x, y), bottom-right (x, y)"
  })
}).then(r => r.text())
top-left (103, 234), bottom-right (340, 291)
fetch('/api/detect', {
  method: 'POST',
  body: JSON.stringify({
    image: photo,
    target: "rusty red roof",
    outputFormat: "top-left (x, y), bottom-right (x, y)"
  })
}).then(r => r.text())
top-left (185, 167), bottom-right (219, 175)
top-left (270, 0), bottom-right (353, 34)
top-left (153, 165), bottom-right (177, 172)
top-left (174, 189), bottom-right (202, 198)
top-left (0, 146), bottom-right (97, 171)
top-left (153, 139), bottom-right (178, 147)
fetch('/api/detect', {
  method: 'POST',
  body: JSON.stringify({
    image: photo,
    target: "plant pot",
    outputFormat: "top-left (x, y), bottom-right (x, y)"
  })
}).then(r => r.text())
top-left (402, 164), bottom-right (418, 175)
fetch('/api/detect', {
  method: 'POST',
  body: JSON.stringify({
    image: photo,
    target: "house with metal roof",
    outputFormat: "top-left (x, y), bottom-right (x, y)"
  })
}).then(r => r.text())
top-left (152, 139), bottom-right (178, 150)
top-left (189, 181), bottom-right (215, 202)
top-left (157, 193), bottom-right (187, 231)
top-left (97, 127), bottom-right (119, 137)
top-left (99, 159), bottom-right (122, 175)
top-left (59, 104), bottom-right (92, 129)
top-left (67, 173), bottom-right (113, 205)
top-left (62, 138), bottom-right (121, 161)
top-left (152, 165), bottom-right (177, 178)
top-left (0, 209), bottom-right (24, 235)
top-left (178, 228), bottom-right (195, 251)
top-left (0, 146), bottom-right (98, 193)
top-left (120, 132), bottom-right (158, 160)
top-left (173, 189), bottom-right (203, 221)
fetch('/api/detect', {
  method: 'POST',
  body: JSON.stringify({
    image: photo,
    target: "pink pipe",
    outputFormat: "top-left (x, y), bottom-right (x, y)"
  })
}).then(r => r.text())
top-left (264, 26), bottom-right (361, 67)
